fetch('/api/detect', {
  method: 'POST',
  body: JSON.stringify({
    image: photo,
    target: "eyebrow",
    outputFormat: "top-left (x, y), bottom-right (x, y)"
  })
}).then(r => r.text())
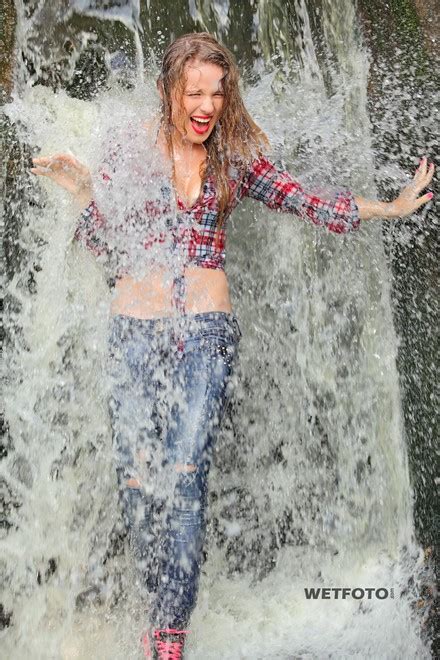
top-left (185, 85), bottom-right (224, 92)
top-left (185, 87), bottom-right (224, 94)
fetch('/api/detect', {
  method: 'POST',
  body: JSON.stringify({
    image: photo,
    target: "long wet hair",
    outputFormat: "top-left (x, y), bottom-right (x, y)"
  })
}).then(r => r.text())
top-left (157, 32), bottom-right (269, 227)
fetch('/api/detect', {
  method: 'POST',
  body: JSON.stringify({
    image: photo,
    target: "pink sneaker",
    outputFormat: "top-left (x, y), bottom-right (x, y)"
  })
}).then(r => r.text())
top-left (142, 628), bottom-right (189, 659)
top-left (141, 629), bottom-right (153, 658)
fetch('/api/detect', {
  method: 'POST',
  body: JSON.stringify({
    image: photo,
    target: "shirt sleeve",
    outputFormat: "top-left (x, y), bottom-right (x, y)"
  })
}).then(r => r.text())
top-left (241, 155), bottom-right (360, 234)
top-left (73, 137), bottom-right (121, 258)
top-left (73, 199), bottom-right (109, 257)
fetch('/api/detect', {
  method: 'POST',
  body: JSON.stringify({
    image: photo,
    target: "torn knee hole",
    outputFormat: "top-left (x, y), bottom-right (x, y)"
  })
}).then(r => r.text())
top-left (126, 464), bottom-right (196, 486)
top-left (126, 450), bottom-right (151, 488)
top-left (174, 463), bottom-right (197, 473)
top-left (126, 477), bottom-right (142, 488)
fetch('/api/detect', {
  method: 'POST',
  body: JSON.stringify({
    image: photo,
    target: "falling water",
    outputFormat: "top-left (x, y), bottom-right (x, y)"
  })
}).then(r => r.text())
top-left (2, 0), bottom-right (433, 658)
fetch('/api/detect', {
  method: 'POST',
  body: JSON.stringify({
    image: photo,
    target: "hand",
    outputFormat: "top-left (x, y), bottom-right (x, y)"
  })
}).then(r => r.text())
top-left (388, 156), bottom-right (435, 218)
top-left (31, 153), bottom-right (93, 206)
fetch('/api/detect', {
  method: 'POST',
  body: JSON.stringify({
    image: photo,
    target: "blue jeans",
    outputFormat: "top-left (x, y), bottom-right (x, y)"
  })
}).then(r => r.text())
top-left (106, 311), bottom-right (241, 629)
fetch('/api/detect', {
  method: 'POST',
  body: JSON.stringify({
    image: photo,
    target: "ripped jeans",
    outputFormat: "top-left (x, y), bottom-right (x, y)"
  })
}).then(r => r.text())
top-left (106, 311), bottom-right (241, 629)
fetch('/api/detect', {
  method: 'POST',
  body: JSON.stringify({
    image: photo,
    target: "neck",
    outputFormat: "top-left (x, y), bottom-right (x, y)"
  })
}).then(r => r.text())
top-left (171, 126), bottom-right (206, 156)
top-left (156, 125), bottom-right (207, 175)
top-left (176, 142), bottom-right (205, 162)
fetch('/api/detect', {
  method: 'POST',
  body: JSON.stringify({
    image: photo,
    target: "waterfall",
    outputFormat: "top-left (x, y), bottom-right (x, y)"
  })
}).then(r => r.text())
top-left (2, 1), bottom-right (431, 657)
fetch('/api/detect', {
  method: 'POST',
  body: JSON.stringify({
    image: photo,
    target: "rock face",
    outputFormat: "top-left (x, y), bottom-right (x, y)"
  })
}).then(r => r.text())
top-left (0, 1), bottom-right (16, 102)
top-left (414, 0), bottom-right (440, 56)
top-left (358, 1), bottom-right (439, 653)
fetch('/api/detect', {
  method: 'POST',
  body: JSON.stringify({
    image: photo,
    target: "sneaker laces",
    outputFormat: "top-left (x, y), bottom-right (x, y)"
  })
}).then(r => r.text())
top-left (153, 628), bottom-right (189, 660)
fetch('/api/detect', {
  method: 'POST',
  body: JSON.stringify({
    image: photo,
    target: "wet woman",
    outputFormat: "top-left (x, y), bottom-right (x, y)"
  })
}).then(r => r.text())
top-left (30, 32), bottom-right (434, 660)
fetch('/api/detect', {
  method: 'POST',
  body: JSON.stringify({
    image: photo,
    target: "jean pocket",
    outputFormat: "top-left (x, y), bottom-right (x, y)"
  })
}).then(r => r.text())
top-left (197, 316), bottom-right (242, 343)
top-left (197, 335), bottom-right (239, 370)
top-left (198, 327), bottom-right (236, 348)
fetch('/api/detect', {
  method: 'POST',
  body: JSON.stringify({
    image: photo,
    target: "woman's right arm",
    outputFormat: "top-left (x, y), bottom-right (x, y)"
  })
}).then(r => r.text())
top-left (31, 153), bottom-right (94, 207)
top-left (31, 153), bottom-right (110, 257)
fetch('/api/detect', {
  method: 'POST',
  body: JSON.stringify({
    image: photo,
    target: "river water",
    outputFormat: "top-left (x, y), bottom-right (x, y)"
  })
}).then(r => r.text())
top-left (2, 0), bottom-right (434, 658)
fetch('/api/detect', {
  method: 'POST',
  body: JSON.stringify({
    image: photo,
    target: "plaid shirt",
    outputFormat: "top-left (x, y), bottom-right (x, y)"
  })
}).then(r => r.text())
top-left (74, 154), bottom-right (360, 277)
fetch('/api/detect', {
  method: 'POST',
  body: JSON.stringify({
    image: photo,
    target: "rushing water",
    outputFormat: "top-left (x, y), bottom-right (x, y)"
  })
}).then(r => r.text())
top-left (2, 1), bottom-right (434, 658)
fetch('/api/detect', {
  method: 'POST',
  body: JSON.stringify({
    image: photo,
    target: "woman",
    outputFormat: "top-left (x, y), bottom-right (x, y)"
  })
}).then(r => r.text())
top-left (31, 32), bottom-right (434, 660)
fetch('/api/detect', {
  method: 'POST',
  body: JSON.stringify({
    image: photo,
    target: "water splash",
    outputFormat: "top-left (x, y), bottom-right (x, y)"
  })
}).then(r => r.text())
top-left (2, 0), bottom-right (433, 658)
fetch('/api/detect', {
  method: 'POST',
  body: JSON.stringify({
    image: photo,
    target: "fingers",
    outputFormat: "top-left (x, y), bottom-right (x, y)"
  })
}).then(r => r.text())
top-left (425, 161), bottom-right (435, 187)
top-left (32, 155), bottom-right (70, 168)
top-left (30, 166), bottom-right (51, 177)
top-left (413, 156), bottom-right (435, 193)
top-left (30, 154), bottom-right (91, 185)
top-left (414, 158), bottom-right (425, 185)
top-left (31, 153), bottom-right (83, 171)
top-left (31, 157), bottom-right (52, 173)
top-left (415, 192), bottom-right (434, 209)
top-left (30, 160), bottom-right (64, 178)
top-left (34, 152), bottom-right (78, 163)
top-left (416, 156), bottom-right (428, 176)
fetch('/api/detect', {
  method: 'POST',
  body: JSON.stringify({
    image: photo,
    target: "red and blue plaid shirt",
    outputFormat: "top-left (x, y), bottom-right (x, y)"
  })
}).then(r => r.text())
top-left (74, 154), bottom-right (360, 277)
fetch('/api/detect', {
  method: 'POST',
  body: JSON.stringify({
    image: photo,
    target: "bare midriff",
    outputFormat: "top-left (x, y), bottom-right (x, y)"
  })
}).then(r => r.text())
top-left (110, 266), bottom-right (232, 319)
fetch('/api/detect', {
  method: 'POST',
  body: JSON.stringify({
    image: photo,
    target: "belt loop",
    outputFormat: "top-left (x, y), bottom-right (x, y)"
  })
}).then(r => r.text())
top-left (232, 316), bottom-right (242, 340)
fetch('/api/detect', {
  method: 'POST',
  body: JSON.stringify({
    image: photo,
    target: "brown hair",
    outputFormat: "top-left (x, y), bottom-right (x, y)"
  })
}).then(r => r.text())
top-left (157, 32), bottom-right (269, 237)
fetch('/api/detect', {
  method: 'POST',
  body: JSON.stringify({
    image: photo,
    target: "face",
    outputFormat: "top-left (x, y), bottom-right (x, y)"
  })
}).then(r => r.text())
top-left (171, 59), bottom-right (225, 145)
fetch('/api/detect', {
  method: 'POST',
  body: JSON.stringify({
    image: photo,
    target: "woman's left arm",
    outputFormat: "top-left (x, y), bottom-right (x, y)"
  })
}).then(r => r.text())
top-left (355, 157), bottom-right (434, 220)
top-left (242, 154), bottom-right (434, 230)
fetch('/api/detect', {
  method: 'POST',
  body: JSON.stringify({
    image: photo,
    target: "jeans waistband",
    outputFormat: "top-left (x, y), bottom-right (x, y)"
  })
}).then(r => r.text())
top-left (109, 311), bottom-right (242, 341)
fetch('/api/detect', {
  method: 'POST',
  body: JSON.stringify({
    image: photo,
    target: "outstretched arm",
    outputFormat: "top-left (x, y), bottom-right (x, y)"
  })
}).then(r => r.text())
top-left (31, 153), bottom-right (93, 207)
top-left (355, 157), bottom-right (434, 220)
top-left (31, 152), bottom-right (112, 258)
top-left (242, 155), bottom-right (434, 230)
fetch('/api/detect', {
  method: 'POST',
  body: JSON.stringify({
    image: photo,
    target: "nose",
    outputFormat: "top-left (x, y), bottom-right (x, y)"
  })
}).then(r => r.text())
top-left (199, 95), bottom-right (215, 115)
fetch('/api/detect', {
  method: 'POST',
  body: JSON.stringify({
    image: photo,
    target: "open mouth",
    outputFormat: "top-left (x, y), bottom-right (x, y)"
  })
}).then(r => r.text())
top-left (190, 116), bottom-right (211, 134)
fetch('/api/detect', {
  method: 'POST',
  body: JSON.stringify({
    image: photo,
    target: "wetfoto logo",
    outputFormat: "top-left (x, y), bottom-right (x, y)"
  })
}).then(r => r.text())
top-left (304, 587), bottom-right (395, 600)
